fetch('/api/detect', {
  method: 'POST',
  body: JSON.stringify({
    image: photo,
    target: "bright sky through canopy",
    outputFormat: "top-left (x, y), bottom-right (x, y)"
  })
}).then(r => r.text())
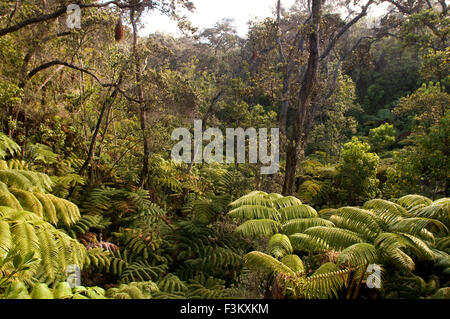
top-left (142, 0), bottom-right (389, 37)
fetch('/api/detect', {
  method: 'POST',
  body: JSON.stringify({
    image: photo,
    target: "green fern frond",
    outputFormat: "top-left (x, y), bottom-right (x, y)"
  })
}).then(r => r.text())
top-left (414, 198), bottom-right (449, 225)
top-left (313, 262), bottom-right (341, 275)
top-left (228, 205), bottom-right (280, 221)
top-left (330, 207), bottom-right (383, 240)
top-left (0, 133), bottom-right (20, 159)
top-left (337, 243), bottom-right (378, 267)
top-left (304, 226), bottom-right (365, 251)
top-left (300, 269), bottom-right (350, 299)
top-left (375, 232), bottom-right (416, 271)
top-left (272, 196), bottom-right (302, 209)
top-left (234, 219), bottom-right (282, 237)
top-left (389, 217), bottom-right (448, 237)
top-left (0, 189), bottom-right (23, 210)
top-left (318, 208), bottom-right (336, 220)
top-left (268, 234), bottom-right (293, 258)
top-left (243, 251), bottom-right (294, 275)
top-left (397, 195), bottom-right (433, 211)
top-left (282, 218), bottom-right (335, 235)
top-left (289, 233), bottom-right (330, 253)
top-left (364, 199), bottom-right (409, 223)
top-left (229, 191), bottom-right (273, 208)
top-left (9, 188), bottom-right (43, 217)
top-left (157, 273), bottom-right (187, 293)
top-left (281, 254), bottom-right (305, 273)
top-left (278, 204), bottom-right (318, 221)
top-left (1, 208), bottom-right (86, 283)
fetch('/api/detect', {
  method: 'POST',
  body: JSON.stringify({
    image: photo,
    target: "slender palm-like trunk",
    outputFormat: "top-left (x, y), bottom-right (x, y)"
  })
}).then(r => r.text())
top-left (353, 263), bottom-right (369, 299)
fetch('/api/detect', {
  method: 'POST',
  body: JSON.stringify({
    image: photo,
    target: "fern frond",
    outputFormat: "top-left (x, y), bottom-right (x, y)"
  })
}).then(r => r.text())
top-left (278, 204), bottom-right (318, 221)
top-left (9, 188), bottom-right (43, 217)
top-left (364, 199), bottom-right (409, 223)
top-left (397, 195), bottom-right (433, 211)
top-left (289, 233), bottom-right (330, 253)
top-left (234, 219), bottom-right (281, 237)
top-left (330, 207), bottom-right (383, 240)
top-left (282, 218), bottom-right (335, 235)
top-left (281, 254), bottom-right (305, 273)
top-left (272, 196), bottom-right (302, 209)
top-left (337, 243), bottom-right (378, 267)
top-left (375, 232), bottom-right (416, 271)
top-left (243, 251), bottom-right (294, 275)
top-left (157, 273), bottom-right (187, 293)
top-left (229, 191), bottom-right (273, 208)
top-left (300, 269), bottom-right (350, 299)
top-left (414, 198), bottom-right (449, 225)
top-left (0, 133), bottom-right (20, 159)
top-left (268, 234), bottom-right (293, 258)
top-left (389, 217), bottom-right (448, 237)
top-left (228, 205), bottom-right (280, 221)
top-left (304, 226), bottom-right (365, 251)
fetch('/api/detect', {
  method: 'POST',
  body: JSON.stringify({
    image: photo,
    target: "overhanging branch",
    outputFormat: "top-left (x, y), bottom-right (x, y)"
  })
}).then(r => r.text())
top-left (24, 60), bottom-right (144, 103)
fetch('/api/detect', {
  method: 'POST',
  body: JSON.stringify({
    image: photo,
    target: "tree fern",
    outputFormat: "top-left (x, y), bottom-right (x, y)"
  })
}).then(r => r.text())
top-left (267, 234), bottom-right (293, 258)
top-left (414, 198), bottom-right (449, 226)
top-left (157, 273), bottom-right (187, 293)
top-left (363, 199), bottom-right (410, 223)
top-left (389, 217), bottom-right (448, 237)
top-left (1, 207), bottom-right (86, 284)
top-left (289, 233), bottom-right (330, 253)
top-left (234, 219), bottom-right (282, 237)
top-left (243, 251), bottom-right (295, 276)
top-left (337, 243), bottom-right (378, 267)
top-left (330, 207), bottom-right (384, 241)
top-left (281, 255), bottom-right (305, 273)
top-left (228, 205), bottom-right (280, 221)
top-left (278, 204), bottom-right (318, 221)
top-left (282, 218), bottom-right (335, 235)
top-left (0, 133), bottom-right (20, 159)
top-left (304, 226), bottom-right (365, 251)
top-left (397, 194), bottom-right (433, 211)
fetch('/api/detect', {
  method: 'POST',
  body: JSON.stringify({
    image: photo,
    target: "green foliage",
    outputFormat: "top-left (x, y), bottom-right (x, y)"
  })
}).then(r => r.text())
top-left (0, 0), bottom-right (448, 301)
top-left (231, 191), bottom-right (450, 298)
top-left (0, 207), bottom-right (86, 284)
top-left (0, 133), bottom-right (20, 160)
top-left (337, 137), bottom-right (380, 204)
top-left (106, 281), bottom-right (159, 299)
top-left (368, 123), bottom-right (396, 152)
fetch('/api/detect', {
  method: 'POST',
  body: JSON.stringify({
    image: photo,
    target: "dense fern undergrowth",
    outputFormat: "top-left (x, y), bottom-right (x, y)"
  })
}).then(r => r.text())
top-left (0, 133), bottom-right (448, 300)
top-left (0, 0), bottom-right (448, 301)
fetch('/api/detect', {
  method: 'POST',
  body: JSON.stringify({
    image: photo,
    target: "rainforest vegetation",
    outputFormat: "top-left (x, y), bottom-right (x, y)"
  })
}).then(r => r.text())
top-left (0, 0), bottom-right (449, 300)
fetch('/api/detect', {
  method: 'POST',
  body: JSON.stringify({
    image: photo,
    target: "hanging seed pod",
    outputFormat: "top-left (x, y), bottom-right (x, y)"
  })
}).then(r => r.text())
top-left (115, 18), bottom-right (125, 42)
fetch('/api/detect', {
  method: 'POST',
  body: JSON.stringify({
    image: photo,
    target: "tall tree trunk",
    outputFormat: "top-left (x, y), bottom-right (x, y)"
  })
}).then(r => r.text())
top-left (276, 0), bottom-right (290, 135)
top-left (130, 7), bottom-right (150, 189)
top-left (282, 0), bottom-right (322, 195)
top-left (279, 75), bottom-right (290, 135)
top-left (79, 86), bottom-right (119, 177)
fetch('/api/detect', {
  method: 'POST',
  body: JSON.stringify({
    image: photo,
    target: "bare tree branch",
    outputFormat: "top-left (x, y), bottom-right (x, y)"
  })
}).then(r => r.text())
top-left (0, 1), bottom-right (129, 38)
top-left (24, 60), bottom-right (143, 103)
top-left (320, 0), bottom-right (374, 60)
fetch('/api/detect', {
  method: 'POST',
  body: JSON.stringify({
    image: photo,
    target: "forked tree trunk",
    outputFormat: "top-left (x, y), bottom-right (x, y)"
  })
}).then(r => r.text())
top-left (282, 0), bottom-right (322, 195)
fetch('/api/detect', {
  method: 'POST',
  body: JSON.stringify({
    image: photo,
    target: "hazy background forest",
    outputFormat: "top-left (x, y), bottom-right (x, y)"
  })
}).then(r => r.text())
top-left (0, 0), bottom-right (448, 300)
